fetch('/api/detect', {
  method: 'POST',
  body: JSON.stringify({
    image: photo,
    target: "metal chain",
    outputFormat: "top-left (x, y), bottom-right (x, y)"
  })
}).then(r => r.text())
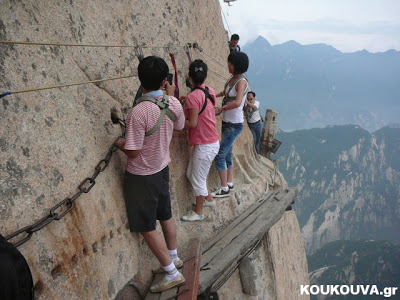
top-left (3, 40), bottom-right (229, 248)
top-left (5, 135), bottom-right (123, 247)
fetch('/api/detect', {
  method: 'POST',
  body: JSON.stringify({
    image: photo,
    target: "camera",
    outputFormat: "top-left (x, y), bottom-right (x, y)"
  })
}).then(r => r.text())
top-left (167, 73), bottom-right (173, 85)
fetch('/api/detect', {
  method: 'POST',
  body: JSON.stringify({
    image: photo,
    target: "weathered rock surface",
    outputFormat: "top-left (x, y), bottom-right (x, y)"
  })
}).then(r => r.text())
top-left (1, 1), bottom-right (309, 299)
top-left (218, 211), bottom-right (310, 300)
top-left (275, 125), bottom-right (400, 254)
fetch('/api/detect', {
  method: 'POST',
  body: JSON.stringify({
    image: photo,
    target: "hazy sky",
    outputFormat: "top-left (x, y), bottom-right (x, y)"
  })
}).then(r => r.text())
top-left (219, 0), bottom-right (400, 53)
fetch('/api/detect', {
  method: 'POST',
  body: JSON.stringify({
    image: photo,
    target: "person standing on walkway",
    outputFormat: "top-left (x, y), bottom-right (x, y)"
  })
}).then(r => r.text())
top-left (245, 91), bottom-right (262, 154)
top-left (116, 56), bottom-right (186, 293)
top-left (229, 34), bottom-right (241, 53)
top-left (179, 60), bottom-right (220, 222)
top-left (213, 52), bottom-right (249, 198)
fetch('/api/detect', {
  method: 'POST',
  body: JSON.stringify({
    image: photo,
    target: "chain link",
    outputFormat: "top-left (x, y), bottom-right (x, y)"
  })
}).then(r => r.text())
top-left (5, 135), bottom-right (123, 247)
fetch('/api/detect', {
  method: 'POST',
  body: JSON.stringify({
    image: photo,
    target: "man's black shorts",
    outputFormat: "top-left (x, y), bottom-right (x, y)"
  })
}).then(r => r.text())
top-left (123, 166), bottom-right (172, 232)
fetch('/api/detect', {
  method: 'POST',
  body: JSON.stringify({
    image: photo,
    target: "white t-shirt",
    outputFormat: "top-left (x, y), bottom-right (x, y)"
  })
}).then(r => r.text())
top-left (246, 101), bottom-right (261, 123)
top-left (222, 78), bottom-right (248, 124)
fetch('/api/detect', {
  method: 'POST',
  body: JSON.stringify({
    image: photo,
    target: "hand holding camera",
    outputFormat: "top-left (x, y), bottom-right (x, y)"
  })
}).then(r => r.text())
top-left (164, 73), bottom-right (175, 96)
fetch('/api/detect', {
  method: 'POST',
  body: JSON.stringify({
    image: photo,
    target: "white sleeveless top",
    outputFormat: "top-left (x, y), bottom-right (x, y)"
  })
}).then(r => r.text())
top-left (222, 77), bottom-right (248, 124)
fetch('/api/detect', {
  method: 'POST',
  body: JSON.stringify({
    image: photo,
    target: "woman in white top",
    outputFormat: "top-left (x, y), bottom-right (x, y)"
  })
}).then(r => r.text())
top-left (212, 52), bottom-right (249, 198)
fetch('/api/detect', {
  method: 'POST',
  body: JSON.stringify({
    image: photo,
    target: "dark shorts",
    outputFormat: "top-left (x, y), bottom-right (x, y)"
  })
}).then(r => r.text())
top-left (123, 166), bottom-right (172, 232)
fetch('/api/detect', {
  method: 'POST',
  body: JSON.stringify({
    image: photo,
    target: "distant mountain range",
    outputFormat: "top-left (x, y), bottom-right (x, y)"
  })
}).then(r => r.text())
top-left (243, 36), bottom-right (400, 132)
top-left (308, 240), bottom-right (400, 300)
top-left (273, 125), bottom-right (400, 254)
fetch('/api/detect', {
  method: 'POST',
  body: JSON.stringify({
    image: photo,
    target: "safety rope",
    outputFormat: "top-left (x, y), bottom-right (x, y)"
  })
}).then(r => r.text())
top-left (0, 41), bottom-right (229, 98)
top-left (183, 44), bottom-right (193, 65)
top-left (189, 43), bottom-right (228, 80)
top-left (193, 43), bottom-right (227, 71)
top-left (134, 46), bottom-right (145, 61)
top-left (167, 48), bottom-right (180, 98)
top-left (0, 74), bottom-right (137, 99)
top-left (0, 40), bottom-right (187, 49)
top-left (220, 5), bottom-right (232, 37)
top-left (207, 68), bottom-right (228, 82)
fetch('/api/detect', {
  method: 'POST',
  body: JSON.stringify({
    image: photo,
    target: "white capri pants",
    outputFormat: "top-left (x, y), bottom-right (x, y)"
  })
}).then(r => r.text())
top-left (186, 141), bottom-right (220, 196)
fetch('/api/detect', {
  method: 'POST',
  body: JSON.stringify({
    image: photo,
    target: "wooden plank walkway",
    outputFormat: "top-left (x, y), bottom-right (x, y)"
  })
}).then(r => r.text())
top-left (198, 188), bottom-right (297, 295)
top-left (145, 238), bottom-right (201, 300)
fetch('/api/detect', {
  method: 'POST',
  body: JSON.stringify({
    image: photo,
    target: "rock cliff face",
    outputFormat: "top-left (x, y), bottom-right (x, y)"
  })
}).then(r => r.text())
top-left (1, 1), bottom-right (309, 299)
top-left (275, 125), bottom-right (400, 254)
top-left (308, 240), bottom-right (400, 300)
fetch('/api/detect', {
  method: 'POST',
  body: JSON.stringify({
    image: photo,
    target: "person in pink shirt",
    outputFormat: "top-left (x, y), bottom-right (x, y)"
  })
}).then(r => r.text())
top-left (116, 56), bottom-right (186, 293)
top-left (180, 60), bottom-right (220, 222)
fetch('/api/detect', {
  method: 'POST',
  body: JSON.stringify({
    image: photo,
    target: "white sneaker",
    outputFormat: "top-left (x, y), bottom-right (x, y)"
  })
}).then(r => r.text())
top-left (204, 200), bottom-right (216, 207)
top-left (211, 188), bottom-right (230, 198)
top-left (192, 200), bottom-right (216, 207)
top-left (181, 210), bottom-right (204, 222)
top-left (149, 273), bottom-right (185, 293)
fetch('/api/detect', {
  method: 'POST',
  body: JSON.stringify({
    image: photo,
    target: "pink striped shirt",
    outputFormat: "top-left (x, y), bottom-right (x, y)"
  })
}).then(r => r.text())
top-left (124, 94), bottom-right (185, 175)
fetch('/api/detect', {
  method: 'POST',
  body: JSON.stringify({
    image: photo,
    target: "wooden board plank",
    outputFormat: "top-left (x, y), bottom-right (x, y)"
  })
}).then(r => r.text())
top-left (178, 238), bottom-right (201, 300)
top-left (145, 274), bottom-right (163, 300)
top-left (199, 189), bottom-right (296, 293)
top-left (202, 191), bottom-right (276, 253)
top-left (198, 188), bottom-right (297, 294)
top-left (201, 191), bottom-right (282, 266)
top-left (159, 286), bottom-right (180, 300)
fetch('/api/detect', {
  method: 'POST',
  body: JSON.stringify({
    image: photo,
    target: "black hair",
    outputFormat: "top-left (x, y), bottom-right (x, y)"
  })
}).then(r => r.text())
top-left (248, 91), bottom-right (256, 97)
top-left (138, 56), bottom-right (169, 91)
top-left (228, 51), bottom-right (249, 74)
top-left (188, 59), bottom-right (208, 86)
top-left (231, 34), bottom-right (240, 41)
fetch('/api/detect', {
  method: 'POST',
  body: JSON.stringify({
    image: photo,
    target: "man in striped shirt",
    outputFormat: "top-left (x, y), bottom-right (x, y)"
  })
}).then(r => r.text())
top-left (116, 56), bottom-right (185, 293)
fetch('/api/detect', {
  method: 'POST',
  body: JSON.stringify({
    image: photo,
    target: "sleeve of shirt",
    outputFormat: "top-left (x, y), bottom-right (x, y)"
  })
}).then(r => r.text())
top-left (255, 101), bottom-right (260, 109)
top-left (124, 107), bottom-right (146, 150)
top-left (170, 97), bottom-right (185, 130)
top-left (185, 92), bottom-right (201, 110)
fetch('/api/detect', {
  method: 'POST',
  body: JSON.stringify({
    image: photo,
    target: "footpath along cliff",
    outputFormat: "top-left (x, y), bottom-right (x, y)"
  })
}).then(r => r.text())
top-left (0, 1), bottom-right (309, 299)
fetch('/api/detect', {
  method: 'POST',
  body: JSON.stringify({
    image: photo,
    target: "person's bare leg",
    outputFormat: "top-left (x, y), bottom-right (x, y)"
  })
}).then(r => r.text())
top-left (194, 195), bottom-right (205, 215)
top-left (206, 187), bottom-right (213, 202)
top-left (160, 218), bottom-right (177, 250)
top-left (227, 167), bottom-right (234, 184)
top-left (218, 169), bottom-right (228, 187)
top-left (141, 230), bottom-right (172, 266)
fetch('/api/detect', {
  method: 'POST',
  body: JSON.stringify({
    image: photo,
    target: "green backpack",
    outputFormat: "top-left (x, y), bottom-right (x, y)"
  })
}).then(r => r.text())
top-left (134, 94), bottom-right (177, 136)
